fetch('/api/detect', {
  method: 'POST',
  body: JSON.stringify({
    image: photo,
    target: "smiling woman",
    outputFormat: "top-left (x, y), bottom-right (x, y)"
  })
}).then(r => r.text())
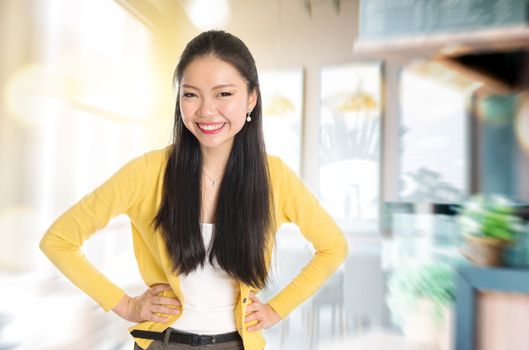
top-left (39, 30), bottom-right (348, 350)
top-left (179, 55), bottom-right (256, 154)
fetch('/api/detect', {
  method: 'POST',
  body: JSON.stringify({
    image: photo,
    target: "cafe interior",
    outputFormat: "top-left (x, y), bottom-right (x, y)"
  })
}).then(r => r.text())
top-left (1, 0), bottom-right (529, 349)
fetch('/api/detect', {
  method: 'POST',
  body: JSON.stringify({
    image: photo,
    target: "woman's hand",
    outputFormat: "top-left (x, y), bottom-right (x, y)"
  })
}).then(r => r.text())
top-left (244, 292), bottom-right (281, 332)
top-left (112, 283), bottom-right (181, 323)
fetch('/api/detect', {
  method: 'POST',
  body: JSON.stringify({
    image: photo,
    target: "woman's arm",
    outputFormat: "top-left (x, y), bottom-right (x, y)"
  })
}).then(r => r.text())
top-left (39, 154), bottom-right (147, 312)
top-left (266, 158), bottom-right (349, 319)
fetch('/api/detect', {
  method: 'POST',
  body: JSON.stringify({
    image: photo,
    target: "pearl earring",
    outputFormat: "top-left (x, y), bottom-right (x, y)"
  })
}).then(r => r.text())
top-left (246, 111), bottom-right (252, 122)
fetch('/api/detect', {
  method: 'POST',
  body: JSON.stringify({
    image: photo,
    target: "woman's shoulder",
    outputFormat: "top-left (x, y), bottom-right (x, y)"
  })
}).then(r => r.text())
top-left (266, 154), bottom-right (298, 174)
top-left (142, 144), bottom-right (174, 165)
top-left (121, 145), bottom-right (173, 181)
top-left (266, 153), bottom-right (284, 174)
top-left (266, 154), bottom-right (297, 184)
top-left (144, 144), bottom-right (173, 158)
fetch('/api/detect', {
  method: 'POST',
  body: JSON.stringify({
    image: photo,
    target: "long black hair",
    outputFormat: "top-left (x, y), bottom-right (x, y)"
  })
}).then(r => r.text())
top-left (153, 30), bottom-right (274, 289)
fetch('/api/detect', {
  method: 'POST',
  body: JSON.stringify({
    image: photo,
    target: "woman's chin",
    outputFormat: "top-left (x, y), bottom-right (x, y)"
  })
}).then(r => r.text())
top-left (197, 139), bottom-right (234, 152)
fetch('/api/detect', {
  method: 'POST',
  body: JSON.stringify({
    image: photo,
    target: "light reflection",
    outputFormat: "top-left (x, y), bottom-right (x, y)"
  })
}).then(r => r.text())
top-left (183, 0), bottom-right (230, 30)
top-left (3, 63), bottom-right (68, 126)
top-left (1, 1), bottom-right (157, 349)
top-left (4, 53), bottom-right (155, 126)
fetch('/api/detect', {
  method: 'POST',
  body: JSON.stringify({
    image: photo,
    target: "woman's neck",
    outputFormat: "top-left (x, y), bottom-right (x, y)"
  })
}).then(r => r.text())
top-left (200, 144), bottom-right (231, 178)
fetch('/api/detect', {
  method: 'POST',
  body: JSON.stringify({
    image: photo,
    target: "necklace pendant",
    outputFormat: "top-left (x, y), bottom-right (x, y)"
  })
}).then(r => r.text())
top-left (212, 180), bottom-right (216, 187)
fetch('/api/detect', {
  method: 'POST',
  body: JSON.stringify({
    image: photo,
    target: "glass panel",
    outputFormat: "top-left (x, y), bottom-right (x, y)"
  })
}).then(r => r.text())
top-left (398, 62), bottom-right (472, 202)
top-left (260, 69), bottom-right (304, 175)
top-left (320, 63), bottom-right (382, 234)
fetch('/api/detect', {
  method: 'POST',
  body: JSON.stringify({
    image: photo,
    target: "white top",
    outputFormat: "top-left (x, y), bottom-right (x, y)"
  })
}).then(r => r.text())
top-left (170, 223), bottom-right (238, 334)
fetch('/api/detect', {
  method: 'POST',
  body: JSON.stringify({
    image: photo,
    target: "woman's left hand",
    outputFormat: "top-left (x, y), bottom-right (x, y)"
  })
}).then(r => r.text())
top-left (244, 292), bottom-right (281, 332)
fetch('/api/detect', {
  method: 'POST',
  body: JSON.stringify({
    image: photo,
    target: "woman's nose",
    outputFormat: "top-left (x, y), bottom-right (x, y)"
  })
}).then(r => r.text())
top-left (198, 97), bottom-right (216, 117)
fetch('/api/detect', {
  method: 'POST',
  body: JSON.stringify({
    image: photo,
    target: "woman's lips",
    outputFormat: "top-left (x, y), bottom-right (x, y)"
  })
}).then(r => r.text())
top-left (197, 122), bottom-right (226, 134)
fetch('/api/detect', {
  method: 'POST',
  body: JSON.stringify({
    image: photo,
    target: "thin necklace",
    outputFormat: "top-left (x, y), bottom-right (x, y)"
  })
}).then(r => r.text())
top-left (203, 169), bottom-right (220, 187)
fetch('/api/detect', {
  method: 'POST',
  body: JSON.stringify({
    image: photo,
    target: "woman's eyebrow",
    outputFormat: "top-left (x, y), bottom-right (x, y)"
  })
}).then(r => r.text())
top-left (182, 84), bottom-right (199, 90)
top-left (181, 83), bottom-right (238, 90)
top-left (213, 83), bottom-right (237, 89)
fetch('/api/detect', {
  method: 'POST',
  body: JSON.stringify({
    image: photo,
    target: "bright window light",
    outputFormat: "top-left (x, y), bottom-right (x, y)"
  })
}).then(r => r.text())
top-left (184, 0), bottom-right (230, 30)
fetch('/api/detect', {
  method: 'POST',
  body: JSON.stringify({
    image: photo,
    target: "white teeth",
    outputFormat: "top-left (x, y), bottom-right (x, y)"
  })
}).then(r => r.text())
top-left (199, 123), bottom-right (224, 131)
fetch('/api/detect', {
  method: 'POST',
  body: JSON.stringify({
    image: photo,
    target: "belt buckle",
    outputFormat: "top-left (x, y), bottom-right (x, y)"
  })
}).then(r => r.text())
top-left (198, 334), bottom-right (214, 346)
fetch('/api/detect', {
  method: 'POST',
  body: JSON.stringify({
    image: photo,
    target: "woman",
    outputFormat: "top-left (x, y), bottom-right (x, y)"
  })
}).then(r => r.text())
top-left (40, 30), bottom-right (348, 350)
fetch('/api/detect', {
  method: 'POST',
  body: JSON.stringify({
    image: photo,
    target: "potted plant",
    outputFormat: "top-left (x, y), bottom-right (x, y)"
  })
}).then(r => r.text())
top-left (458, 194), bottom-right (522, 266)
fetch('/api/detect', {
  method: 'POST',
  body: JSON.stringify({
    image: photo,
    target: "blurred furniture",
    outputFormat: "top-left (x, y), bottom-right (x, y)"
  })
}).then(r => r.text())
top-left (307, 245), bottom-right (386, 349)
top-left (343, 246), bottom-right (385, 332)
top-left (455, 264), bottom-right (529, 350)
top-left (308, 269), bottom-right (345, 350)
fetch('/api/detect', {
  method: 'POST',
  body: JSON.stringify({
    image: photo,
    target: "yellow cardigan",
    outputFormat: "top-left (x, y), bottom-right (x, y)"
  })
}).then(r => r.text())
top-left (39, 145), bottom-right (348, 350)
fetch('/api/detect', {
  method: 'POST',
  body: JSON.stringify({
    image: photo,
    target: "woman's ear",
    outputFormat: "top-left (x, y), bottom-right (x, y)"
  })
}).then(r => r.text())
top-left (248, 89), bottom-right (258, 111)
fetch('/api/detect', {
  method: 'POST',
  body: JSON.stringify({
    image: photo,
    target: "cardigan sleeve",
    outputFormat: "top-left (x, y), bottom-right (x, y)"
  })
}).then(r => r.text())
top-left (39, 153), bottom-right (147, 312)
top-left (267, 158), bottom-right (349, 318)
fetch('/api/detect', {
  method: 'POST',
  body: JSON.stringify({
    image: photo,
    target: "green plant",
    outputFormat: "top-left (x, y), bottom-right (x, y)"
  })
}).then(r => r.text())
top-left (458, 194), bottom-right (521, 241)
top-left (387, 262), bottom-right (455, 327)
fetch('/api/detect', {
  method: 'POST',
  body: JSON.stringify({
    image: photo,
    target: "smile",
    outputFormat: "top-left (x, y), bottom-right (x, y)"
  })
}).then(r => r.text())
top-left (197, 122), bottom-right (226, 134)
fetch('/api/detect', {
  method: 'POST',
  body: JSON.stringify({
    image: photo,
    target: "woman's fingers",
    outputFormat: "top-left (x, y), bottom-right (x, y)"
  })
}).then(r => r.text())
top-left (246, 321), bottom-right (263, 332)
top-left (149, 283), bottom-right (172, 295)
top-left (149, 313), bottom-right (169, 323)
top-left (245, 302), bottom-right (259, 313)
top-left (244, 311), bottom-right (261, 322)
top-left (126, 284), bottom-right (181, 323)
top-left (245, 292), bottom-right (260, 319)
top-left (147, 286), bottom-right (181, 317)
top-left (153, 296), bottom-right (181, 306)
top-left (244, 298), bottom-right (263, 325)
top-left (151, 304), bottom-right (180, 315)
top-left (248, 292), bottom-right (260, 303)
top-left (245, 300), bottom-right (281, 332)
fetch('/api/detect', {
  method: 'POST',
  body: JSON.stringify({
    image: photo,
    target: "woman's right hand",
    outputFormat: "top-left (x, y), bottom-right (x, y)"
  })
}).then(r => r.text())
top-left (112, 283), bottom-right (181, 323)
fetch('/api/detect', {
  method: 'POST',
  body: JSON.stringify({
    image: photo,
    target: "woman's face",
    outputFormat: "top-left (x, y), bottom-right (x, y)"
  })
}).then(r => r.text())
top-left (179, 55), bottom-right (257, 153)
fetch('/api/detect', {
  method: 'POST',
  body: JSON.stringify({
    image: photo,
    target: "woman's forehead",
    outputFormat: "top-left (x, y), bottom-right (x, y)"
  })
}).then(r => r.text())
top-left (181, 56), bottom-right (246, 88)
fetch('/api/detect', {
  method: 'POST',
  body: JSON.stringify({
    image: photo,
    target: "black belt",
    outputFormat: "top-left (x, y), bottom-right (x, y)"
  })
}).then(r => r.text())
top-left (130, 328), bottom-right (241, 347)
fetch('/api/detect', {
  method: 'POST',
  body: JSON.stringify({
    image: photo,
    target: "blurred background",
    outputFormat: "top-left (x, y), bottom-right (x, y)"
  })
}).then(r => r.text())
top-left (1, 0), bottom-right (529, 349)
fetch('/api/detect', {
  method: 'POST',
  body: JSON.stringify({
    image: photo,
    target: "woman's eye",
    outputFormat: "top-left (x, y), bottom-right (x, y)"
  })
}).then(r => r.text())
top-left (182, 92), bottom-right (196, 98)
top-left (219, 92), bottom-right (232, 97)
